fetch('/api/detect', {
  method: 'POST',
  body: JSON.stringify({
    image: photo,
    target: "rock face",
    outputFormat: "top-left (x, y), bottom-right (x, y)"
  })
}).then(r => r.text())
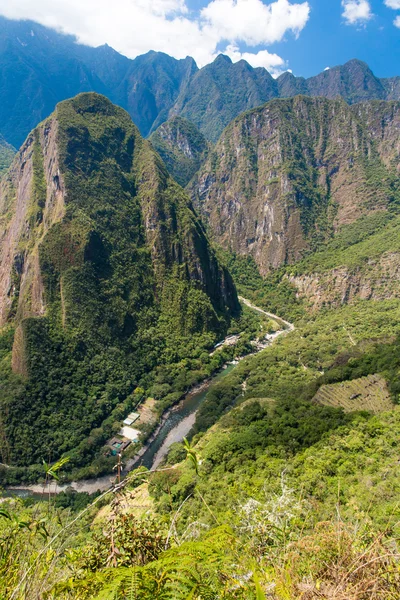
top-left (0, 119), bottom-right (65, 330)
top-left (289, 252), bottom-right (400, 310)
top-left (150, 117), bottom-right (210, 187)
top-left (0, 93), bottom-right (238, 465)
top-left (190, 96), bottom-right (400, 274)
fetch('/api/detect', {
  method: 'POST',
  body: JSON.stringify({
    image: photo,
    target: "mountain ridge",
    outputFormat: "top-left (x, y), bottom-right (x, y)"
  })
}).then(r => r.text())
top-left (189, 96), bottom-right (400, 275)
top-left (0, 16), bottom-right (399, 148)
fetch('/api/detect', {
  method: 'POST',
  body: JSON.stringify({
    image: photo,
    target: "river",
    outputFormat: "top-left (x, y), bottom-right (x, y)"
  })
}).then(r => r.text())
top-left (4, 299), bottom-right (293, 498)
top-left (4, 365), bottom-right (236, 497)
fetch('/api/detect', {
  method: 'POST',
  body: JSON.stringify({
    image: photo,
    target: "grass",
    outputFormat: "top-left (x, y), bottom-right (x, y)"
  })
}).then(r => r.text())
top-left (287, 212), bottom-right (400, 276)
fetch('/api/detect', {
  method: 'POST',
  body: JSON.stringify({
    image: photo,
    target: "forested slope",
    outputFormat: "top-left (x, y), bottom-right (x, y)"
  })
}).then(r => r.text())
top-left (0, 93), bottom-right (239, 476)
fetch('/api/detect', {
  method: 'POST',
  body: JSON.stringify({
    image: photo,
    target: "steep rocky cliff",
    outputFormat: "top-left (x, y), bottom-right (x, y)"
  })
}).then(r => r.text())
top-left (281, 210), bottom-right (400, 310)
top-left (190, 96), bottom-right (400, 274)
top-left (0, 93), bottom-right (238, 466)
top-left (288, 253), bottom-right (400, 310)
top-left (150, 117), bottom-right (210, 187)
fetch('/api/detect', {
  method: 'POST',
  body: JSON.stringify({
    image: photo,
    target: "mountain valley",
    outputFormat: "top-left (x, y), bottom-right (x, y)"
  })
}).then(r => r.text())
top-left (0, 16), bottom-right (400, 599)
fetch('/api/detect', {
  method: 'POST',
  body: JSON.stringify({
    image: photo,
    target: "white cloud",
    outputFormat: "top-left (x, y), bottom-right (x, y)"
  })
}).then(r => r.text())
top-left (0, 0), bottom-right (310, 69)
top-left (201, 0), bottom-right (310, 45)
top-left (385, 0), bottom-right (400, 8)
top-left (222, 43), bottom-right (287, 75)
top-left (324, 66), bottom-right (330, 70)
top-left (341, 0), bottom-right (372, 24)
top-left (395, 15), bottom-right (400, 27)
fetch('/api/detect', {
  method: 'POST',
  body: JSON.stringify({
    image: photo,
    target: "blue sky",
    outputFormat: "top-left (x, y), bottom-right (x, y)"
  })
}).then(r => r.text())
top-left (0, 0), bottom-right (398, 78)
top-left (264, 0), bottom-right (400, 78)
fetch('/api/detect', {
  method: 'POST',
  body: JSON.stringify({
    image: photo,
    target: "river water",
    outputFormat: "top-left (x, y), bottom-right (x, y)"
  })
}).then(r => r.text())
top-left (4, 301), bottom-right (294, 499)
top-left (137, 364), bottom-right (235, 471)
top-left (4, 364), bottom-right (236, 498)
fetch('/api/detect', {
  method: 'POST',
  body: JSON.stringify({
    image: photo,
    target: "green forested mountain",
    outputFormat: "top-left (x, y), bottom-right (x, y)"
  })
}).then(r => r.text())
top-left (0, 17), bottom-right (197, 148)
top-left (170, 54), bottom-right (278, 143)
top-left (0, 93), bottom-right (238, 475)
top-left (150, 117), bottom-right (210, 187)
top-left (190, 96), bottom-right (400, 274)
top-left (1, 18), bottom-right (400, 599)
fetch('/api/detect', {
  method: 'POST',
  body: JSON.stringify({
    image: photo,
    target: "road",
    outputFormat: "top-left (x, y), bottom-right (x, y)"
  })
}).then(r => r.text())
top-left (239, 296), bottom-right (295, 332)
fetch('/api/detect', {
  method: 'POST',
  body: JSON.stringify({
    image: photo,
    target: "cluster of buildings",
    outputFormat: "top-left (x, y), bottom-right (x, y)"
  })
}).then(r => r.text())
top-left (106, 412), bottom-right (141, 456)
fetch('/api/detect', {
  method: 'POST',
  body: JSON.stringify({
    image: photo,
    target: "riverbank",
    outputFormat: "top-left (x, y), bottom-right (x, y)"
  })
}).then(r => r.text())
top-left (5, 298), bottom-right (294, 497)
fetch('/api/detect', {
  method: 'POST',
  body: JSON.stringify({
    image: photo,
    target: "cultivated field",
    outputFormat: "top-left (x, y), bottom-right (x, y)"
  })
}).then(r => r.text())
top-left (312, 374), bottom-right (393, 414)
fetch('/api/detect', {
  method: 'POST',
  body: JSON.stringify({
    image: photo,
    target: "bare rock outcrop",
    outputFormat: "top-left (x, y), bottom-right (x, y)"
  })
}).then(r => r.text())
top-left (190, 97), bottom-right (400, 274)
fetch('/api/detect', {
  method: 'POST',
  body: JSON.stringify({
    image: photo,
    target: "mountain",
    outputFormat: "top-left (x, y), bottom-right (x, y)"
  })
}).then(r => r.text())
top-left (277, 59), bottom-right (388, 104)
top-left (120, 51), bottom-right (197, 138)
top-left (150, 117), bottom-right (210, 187)
top-left (0, 135), bottom-right (15, 178)
top-left (0, 93), bottom-right (238, 469)
top-left (0, 18), bottom-right (198, 148)
top-left (169, 54), bottom-right (278, 143)
top-left (0, 17), bottom-right (110, 148)
top-left (0, 17), bottom-right (399, 150)
top-left (189, 96), bottom-right (400, 275)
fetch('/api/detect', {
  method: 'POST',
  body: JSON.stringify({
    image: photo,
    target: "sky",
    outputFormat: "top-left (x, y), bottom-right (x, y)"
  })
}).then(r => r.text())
top-left (0, 0), bottom-right (398, 78)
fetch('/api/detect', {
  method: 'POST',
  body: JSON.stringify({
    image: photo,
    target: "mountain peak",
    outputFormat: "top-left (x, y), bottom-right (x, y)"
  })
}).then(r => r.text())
top-left (213, 53), bottom-right (232, 65)
top-left (343, 58), bottom-right (370, 69)
top-left (0, 91), bottom-right (238, 465)
top-left (0, 16), bottom-right (398, 148)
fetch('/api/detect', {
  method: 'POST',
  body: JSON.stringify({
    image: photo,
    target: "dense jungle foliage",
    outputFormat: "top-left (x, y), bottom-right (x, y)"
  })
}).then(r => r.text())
top-left (1, 402), bottom-right (399, 599)
top-left (0, 94), bottom-right (240, 481)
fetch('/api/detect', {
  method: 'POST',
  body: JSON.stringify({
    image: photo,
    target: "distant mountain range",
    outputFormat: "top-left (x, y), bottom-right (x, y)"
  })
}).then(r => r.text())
top-left (0, 16), bottom-right (399, 148)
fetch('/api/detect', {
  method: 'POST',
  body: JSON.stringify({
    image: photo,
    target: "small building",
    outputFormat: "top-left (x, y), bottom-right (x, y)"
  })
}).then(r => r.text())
top-left (123, 412), bottom-right (140, 426)
top-left (119, 426), bottom-right (141, 442)
top-left (106, 437), bottom-right (131, 456)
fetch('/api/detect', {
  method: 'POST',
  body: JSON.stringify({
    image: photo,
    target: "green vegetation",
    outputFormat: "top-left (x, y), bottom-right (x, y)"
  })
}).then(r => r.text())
top-left (313, 374), bottom-right (392, 413)
top-left (218, 249), bottom-right (305, 321)
top-left (287, 211), bottom-right (400, 275)
top-left (175, 55), bottom-right (278, 143)
top-left (194, 298), bottom-right (400, 433)
top-left (0, 135), bottom-right (15, 178)
top-left (28, 129), bottom-right (47, 227)
top-left (0, 93), bottom-right (240, 481)
top-left (1, 404), bottom-right (400, 598)
top-left (149, 117), bottom-right (210, 187)
top-left (2, 272), bottom-right (400, 598)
